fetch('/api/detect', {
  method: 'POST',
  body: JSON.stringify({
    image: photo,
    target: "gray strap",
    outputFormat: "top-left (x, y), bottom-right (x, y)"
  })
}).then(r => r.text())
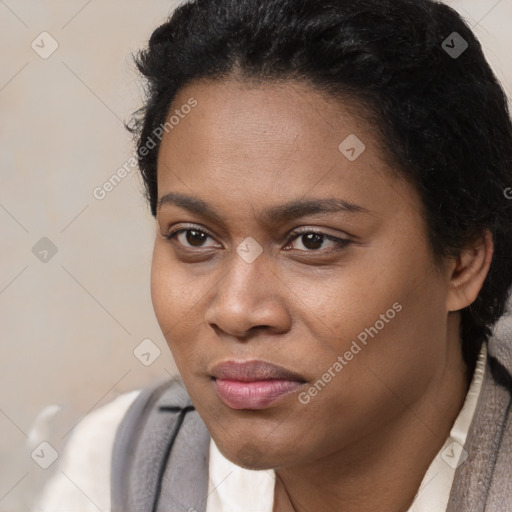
top-left (111, 378), bottom-right (210, 512)
top-left (446, 351), bottom-right (512, 512)
top-left (156, 408), bottom-right (211, 512)
top-left (485, 392), bottom-right (512, 510)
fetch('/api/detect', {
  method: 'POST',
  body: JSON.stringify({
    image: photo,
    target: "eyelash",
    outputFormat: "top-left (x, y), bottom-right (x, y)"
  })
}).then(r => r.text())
top-left (164, 224), bottom-right (351, 253)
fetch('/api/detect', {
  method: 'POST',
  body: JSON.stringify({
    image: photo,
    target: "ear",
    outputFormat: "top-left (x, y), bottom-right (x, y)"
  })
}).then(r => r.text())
top-left (446, 230), bottom-right (494, 312)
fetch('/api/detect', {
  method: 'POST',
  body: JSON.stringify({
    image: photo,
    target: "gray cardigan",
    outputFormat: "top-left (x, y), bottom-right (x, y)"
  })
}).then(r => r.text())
top-left (111, 322), bottom-right (512, 512)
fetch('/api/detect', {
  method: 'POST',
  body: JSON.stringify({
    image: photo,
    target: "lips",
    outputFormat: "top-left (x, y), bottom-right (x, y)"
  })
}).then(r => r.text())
top-left (210, 360), bottom-right (307, 410)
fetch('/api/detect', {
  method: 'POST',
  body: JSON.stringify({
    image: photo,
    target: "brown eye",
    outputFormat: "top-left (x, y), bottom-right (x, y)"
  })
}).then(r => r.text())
top-left (300, 233), bottom-right (324, 250)
top-left (165, 228), bottom-right (218, 249)
top-left (184, 230), bottom-right (208, 247)
top-left (286, 230), bottom-right (351, 253)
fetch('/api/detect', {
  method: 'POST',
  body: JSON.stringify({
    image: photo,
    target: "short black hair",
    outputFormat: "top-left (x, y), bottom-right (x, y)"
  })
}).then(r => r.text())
top-left (130, 0), bottom-right (512, 373)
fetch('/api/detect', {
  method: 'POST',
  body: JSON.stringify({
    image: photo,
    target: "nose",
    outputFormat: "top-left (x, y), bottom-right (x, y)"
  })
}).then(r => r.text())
top-left (204, 250), bottom-right (292, 339)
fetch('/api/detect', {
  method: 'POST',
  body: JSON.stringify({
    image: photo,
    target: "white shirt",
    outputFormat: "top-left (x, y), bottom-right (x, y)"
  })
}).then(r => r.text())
top-left (34, 344), bottom-right (487, 512)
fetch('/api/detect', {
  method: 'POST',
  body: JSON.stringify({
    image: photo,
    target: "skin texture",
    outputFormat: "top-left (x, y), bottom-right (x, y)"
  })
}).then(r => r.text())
top-left (150, 79), bottom-right (493, 512)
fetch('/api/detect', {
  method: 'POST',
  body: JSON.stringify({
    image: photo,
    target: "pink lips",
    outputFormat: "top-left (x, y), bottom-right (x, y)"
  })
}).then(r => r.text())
top-left (210, 360), bottom-right (306, 410)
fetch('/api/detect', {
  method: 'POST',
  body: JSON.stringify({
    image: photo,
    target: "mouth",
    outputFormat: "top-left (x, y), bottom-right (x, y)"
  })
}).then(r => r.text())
top-left (210, 359), bottom-right (307, 410)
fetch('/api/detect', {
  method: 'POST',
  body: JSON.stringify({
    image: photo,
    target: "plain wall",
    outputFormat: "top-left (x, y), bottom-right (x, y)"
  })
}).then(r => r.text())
top-left (1, 1), bottom-right (511, 510)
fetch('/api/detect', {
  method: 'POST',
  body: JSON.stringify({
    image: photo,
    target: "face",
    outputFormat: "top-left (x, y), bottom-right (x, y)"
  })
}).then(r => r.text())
top-left (151, 78), bottom-right (454, 469)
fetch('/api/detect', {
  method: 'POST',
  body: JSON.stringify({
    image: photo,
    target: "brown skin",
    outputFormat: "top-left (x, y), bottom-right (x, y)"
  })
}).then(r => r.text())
top-left (150, 79), bottom-right (493, 512)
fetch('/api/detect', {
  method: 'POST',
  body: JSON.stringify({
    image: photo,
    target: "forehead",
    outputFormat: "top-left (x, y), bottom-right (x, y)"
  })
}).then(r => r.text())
top-left (164, 78), bottom-right (370, 149)
top-left (158, 79), bottom-right (390, 185)
top-left (154, 78), bottom-right (423, 230)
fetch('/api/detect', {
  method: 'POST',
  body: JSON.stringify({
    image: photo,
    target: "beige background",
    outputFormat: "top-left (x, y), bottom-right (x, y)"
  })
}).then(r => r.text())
top-left (0, 1), bottom-right (511, 510)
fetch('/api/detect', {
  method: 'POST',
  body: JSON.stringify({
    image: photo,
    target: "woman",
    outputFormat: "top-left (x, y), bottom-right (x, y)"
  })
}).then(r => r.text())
top-left (36, 0), bottom-right (512, 511)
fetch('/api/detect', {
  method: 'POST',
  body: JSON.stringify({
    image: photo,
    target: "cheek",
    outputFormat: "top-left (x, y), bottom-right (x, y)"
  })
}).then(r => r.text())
top-left (150, 245), bottom-right (175, 330)
top-left (318, 277), bottom-right (446, 423)
top-left (293, 263), bottom-right (447, 437)
top-left (150, 243), bottom-right (199, 344)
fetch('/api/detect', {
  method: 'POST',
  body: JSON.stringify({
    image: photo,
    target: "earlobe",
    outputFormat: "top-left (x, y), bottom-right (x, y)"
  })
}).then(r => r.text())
top-left (446, 230), bottom-right (494, 312)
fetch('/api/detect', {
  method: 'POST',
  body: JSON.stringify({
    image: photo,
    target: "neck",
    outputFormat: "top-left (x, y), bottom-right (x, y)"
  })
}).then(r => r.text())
top-left (273, 324), bottom-right (469, 512)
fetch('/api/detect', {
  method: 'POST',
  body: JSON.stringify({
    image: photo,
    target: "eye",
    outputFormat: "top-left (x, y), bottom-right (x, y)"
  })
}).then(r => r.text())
top-left (285, 229), bottom-right (351, 253)
top-left (165, 225), bottom-right (219, 249)
top-left (164, 225), bottom-right (351, 254)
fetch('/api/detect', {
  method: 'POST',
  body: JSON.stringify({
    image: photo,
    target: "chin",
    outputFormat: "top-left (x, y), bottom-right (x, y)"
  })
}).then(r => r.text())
top-left (231, 443), bottom-right (277, 470)
top-left (215, 437), bottom-right (296, 470)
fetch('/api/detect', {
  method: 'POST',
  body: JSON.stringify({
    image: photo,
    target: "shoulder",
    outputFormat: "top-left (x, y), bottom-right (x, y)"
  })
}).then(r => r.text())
top-left (112, 377), bottom-right (193, 453)
top-left (111, 379), bottom-right (211, 512)
top-left (447, 326), bottom-right (512, 510)
top-left (33, 389), bottom-right (141, 512)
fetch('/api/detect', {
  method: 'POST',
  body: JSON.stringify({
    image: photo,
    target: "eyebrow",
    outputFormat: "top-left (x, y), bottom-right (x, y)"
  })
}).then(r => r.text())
top-left (157, 192), bottom-right (371, 225)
